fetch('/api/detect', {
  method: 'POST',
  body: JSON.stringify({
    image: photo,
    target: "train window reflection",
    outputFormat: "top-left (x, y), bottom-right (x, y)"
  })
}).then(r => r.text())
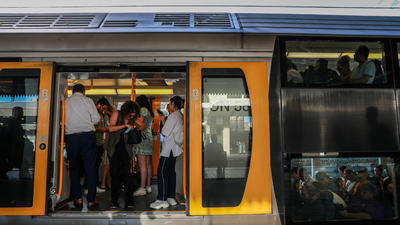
top-left (289, 157), bottom-right (397, 222)
top-left (201, 68), bottom-right (251, 207)
top-left (0, 69), bottom-right (40, 207)
top-left (284, 40), bottom-right (388, 85)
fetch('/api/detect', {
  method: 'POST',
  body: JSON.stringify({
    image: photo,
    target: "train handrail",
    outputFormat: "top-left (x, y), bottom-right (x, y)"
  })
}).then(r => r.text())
top-left (183, 99), bottom-right (187, 197)
top-left (57, 99), bottom-right (66, 196)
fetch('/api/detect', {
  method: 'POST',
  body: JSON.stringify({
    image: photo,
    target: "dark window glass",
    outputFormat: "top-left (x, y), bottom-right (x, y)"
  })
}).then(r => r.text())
top-left (202, 68), bottom-right (251, 207)
top-left (0, 69), bottom-right (40, 207)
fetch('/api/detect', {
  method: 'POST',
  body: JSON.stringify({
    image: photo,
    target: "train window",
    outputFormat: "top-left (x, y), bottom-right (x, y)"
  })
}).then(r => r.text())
top-left (289, 157), bottom-right (397, 222)
top-left (201, 68), bottom-right (251, 207)
top-left (284, 40), bottom-right (389, 86)
top-left (0, 69), bottom-right (40, 207)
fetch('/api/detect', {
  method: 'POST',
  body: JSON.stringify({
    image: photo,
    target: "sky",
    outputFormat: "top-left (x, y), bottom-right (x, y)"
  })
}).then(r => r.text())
top-left (0, 0), bottom-right (400, 15)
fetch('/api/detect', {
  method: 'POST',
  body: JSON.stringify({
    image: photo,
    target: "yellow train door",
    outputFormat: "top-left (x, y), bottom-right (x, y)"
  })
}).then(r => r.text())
top-left (0, 62), bottom-right (54, 215)
top-left (188, 62), bottom-right (271, 215)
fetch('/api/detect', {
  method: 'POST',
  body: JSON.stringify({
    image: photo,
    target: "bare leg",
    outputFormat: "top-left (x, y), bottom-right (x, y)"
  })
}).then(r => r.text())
top-left (146, 155), bottom-right (153, 187)
top-left (137, 154), bottom-right (147, 189)
top-left (101, 164), bottom-right (110, 188)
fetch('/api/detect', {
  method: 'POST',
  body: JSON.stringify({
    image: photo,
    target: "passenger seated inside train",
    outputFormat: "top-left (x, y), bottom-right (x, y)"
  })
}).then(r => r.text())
top-left (286, 58), bottom-right (304, 83)
top-left (339, 46), bottom-right (375, 84)
top-left (315, 172), bottom-right (342, 197)
top-left (338, 182), bottom-right (384, 220)
top-left (293, 185), bottom-right (325, 222)
top-left (304, 59), bottom-right (330, 83)
top-left (290, 158), bottom-right (396, 222)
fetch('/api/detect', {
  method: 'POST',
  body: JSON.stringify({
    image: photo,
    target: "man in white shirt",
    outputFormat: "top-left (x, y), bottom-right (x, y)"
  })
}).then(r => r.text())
top-left (65, 84), bottom-right (100, 208)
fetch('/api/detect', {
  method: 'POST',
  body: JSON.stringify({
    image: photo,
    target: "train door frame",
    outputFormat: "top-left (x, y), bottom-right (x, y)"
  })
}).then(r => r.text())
top-left (187, 61), bottom-right (271, 215)
top-left (0, 62), bottom-right (55, 216)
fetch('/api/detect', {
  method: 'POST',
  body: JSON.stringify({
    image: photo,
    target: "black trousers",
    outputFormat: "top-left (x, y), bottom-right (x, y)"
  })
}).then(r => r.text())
top-left (108, 141), bottom-right (135, 204)
top-left (157, 151), bottom-right (176, 201)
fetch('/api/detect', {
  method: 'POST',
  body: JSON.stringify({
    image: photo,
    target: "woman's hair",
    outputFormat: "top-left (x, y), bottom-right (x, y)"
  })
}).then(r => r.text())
top-left (170, 96), bottom-right (184, 109)
top-left (136, 95), bottom-right (154, 118)
top-left (344, 168), bottom-right (357, 182)
top-left (383, 177), bottom-right (392, 191)
top-left (120, 100), bottom-right (140, 120)
top-left (337, 55), bottom-right (351, 68)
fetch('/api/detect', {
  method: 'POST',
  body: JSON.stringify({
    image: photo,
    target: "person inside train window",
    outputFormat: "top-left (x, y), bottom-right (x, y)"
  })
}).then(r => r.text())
top-left (338, 166), bottom-right (347, 189)
top-left (372, 164), bottom-right (384, 189)
top-left (286, 58), bottom-right (304, 83)
top-left (339, 182), bottom-right (384, 220)
top-left (132, 95), bottom-right (155, 197)
top-left (293, 185), bottom-right (325, 222)
top-left (204, 134), bottom-right (227, 178)
top-left (291, 167), bottom-right (300, 194)
top-left (371, 59), bottom-right (385, 84)
top-left (298, 168), bottom-right (316, 193)
top-left (342, 168), bottom-right (357, 203)
top-left (315, 172), bottom-right (341, 197)
top-left (352, 168), bottom-right (371, 200)
top-left (383, 177), bottom-right (394, 209)
top-left (313, 59), bottom-right (329, 83)
top-left (337, 55), bottom-right (352, 82)
top-left (340, 46), bottom-right (376, 84)
top-left (312, 182), bottom-right (344, 220)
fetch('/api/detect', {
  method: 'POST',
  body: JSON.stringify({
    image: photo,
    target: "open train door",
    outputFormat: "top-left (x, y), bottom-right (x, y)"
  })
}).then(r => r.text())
top-left (188, 62), bottom-right (271, 215)
top-left (0, 62), bottom-right (54, 215)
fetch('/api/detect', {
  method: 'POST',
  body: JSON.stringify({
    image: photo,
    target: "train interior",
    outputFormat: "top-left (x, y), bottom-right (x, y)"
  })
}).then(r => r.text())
top-left (55, 67), bottom-right (188, 212)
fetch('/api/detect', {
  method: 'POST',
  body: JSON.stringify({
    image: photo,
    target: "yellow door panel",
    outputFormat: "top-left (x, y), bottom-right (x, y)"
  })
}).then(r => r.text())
top-left (0, 62), bottom-right (53, 215)
top-left (188, 62), bottom-right (271, 215)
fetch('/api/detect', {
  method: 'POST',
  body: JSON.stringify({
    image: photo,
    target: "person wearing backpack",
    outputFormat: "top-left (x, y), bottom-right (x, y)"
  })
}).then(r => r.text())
top-left (150, 96), bottom-right (184, 209)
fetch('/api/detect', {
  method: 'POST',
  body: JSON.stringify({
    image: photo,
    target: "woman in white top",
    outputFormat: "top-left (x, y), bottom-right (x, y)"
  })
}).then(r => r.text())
top-left (150, 96), bottom-right (184, 210)
top-left (343, 168), bottom-right (357, 201)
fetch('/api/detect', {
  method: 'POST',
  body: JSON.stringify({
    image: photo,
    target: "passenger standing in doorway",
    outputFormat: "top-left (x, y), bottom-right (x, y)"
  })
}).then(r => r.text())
top-left (65, 84), bottom-right (100, 208)
top-left (133, 95), bottom-right (154, 196)
top-left (104, 100), bottom-right (145, 208)
top-left (150, 96), bottom-right (184, 209)
top-left (93, 98), bottom-right (110, 192)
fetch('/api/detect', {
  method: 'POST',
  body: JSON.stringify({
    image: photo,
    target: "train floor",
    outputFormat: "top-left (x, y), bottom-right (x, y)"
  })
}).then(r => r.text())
top-left (55, 184), bottom-right (186, 212)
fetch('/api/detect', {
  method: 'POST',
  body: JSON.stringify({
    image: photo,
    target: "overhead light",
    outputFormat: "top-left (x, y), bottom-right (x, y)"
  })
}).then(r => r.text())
top-left (67, 89), bottom-right (117, 96)
top-left (165, 79), bottom-right (178, 86)
top-left (117, 89), bottom-right (173, 95)
top-left (341, 53), bottom-right (383, 59)
top-left (117, 79), bottom-right (148, 86)
top-left (287, 52), bottom-right (341, 58)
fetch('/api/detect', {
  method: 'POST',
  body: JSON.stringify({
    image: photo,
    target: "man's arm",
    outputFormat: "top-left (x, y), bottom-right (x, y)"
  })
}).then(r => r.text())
top-left (347, 74), bottom-right (372, 84)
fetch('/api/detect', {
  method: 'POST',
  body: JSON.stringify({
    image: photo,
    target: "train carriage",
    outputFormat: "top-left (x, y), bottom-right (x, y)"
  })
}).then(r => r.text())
top-left (0, 11), bottom-right (399, 225)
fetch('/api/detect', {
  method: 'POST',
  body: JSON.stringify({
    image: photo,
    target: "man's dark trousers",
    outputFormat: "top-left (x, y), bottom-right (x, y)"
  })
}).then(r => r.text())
top-left (66, 132), bottom-right (97, 203)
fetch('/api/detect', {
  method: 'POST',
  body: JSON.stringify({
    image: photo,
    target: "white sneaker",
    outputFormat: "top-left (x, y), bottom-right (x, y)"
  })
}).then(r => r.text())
top-left (150, 200), bottom-right (169, 209)
top-left (133, 188), bottom-right (147, 196)
top-left (96, 187), bottom-right (106, 193)
top-left (84, 187), bottom-right (106, 195)
top-left (146, 186), bottom-right (152, 194)
top-left (167, 198), bottom-right (177, 206)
